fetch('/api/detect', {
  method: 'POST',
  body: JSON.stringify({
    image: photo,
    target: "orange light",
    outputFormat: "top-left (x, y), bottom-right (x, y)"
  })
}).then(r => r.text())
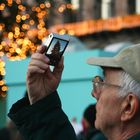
top-left (29, 20), bottom-right (35, 25)
top-left (8, 0), bottom-right (13, 5)
top-left (16, 0), bottom-right (21, 4)
top-left (0, 80), bottom-right (4, 86)
top-left (40, 3), bottom-right (45, 9)
top-left (0, 52), bottom-right (4, 57)
top-left (2, 86), bottom-right (8, 92)
top-left (0, 45), bottom-right (3, 50)
top-left (58, 5), bottom-right (66, 13)
top-left (66, 4), bottom-right (73, 9)
top-left (35, 7), bottom-right (41, 13)
top-left (8, 32), bottom-right (14, 39)
top-left (0, 3), bottom-right (5, 10)
top-left (21, 15), bottom-right (27, 20)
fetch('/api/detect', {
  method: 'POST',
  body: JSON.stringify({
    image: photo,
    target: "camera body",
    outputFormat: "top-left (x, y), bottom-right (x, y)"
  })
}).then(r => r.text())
top-left (42, 33), bottom-right (70, 66)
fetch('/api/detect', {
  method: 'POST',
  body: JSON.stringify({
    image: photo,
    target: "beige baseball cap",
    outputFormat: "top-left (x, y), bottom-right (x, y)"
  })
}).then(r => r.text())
top-left (87, 44), bottom-right (140, 83)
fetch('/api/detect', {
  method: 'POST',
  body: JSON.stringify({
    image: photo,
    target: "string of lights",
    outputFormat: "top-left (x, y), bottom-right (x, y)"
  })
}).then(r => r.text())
top-left (49, 14), bottom-right (140, 36)
top-left (0, 59), bottom-right (7, 98)
top-left (0, 0), bottom-right (74, 61)
top-left (0, 0), bottom-right (74, 97)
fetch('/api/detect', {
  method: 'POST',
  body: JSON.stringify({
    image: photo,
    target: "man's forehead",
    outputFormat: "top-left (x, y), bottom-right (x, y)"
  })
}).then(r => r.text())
top-left (101, 67), bottom-right (123, 77)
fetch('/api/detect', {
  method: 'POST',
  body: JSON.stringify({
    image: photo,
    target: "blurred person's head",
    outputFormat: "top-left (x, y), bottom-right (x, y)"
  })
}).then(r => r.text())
top-left (82, 104), bottom-right (96, 133)
top-left (87, 44), bottom-right (140, 139)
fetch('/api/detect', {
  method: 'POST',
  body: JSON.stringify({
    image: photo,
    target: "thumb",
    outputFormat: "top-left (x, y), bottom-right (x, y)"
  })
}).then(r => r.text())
top-left (36, 45), bottom-right (46, 54)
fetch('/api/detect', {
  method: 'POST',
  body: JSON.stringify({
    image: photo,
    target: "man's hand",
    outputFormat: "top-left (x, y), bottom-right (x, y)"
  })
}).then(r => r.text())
top-left (26, 45), bottom-right (64, 104)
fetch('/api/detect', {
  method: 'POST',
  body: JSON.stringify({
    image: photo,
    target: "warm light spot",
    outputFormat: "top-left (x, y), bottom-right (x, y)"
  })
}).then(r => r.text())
top-left (26, 14), bottom-right (30, 19)
top-left (14, 34), bottom-right (19, 38)
top-left (16, 48), bottom-right (21, 54)
top-left (40, 3), bottom-right (45, 9)
top-left (20, 32), bottom-right (25, 37)
top-left (15, 27), bottom-right (20, 32)
top-left (29, 20), bottom-right (35, 25)
top-left (68, 30), bottom-right (75, 35)
top-left (1, 69), bottom-right (6, 76)
top-left (18, 5), bottom-right (26, 11)
top-left (16, 19), bottom-right (21, 23)
top-left (59, 29), bottom-right (66, 34)
top-left (8, 32), bottom-right (14, 39)
top-left (0, 45), bottom-right (3, 50)
top-left (0, 24), bottom-right (5, 31)
top-left (6, 53), bottom-right (11, 58)
top-left (1, 41), bottom-right (6, 46)
top-left (0, 52), bottom-right (4, 57)
top-left (16, 0), bottom-right (21, 4)
top-left (36, 7), bottom-right (41, 13)
top-left (16, 15), bottom-right (21, 20)
top-left (32, 6), bottom-right (36, 11)
top-left (0, 80), bottom-right (4, 86)
top-left (58, 6), bottom-right (65, 13)
top-left (15, 32), bottom-right (20, 36)
top-left (21, 15), bottom-right (27, 20)
top-left (22, 24), bottom-right (30, 30)
top-left (2, 86), bottom-right (8, 92)
top-left (0, 61), bottom-right (5, 67)
top-left (0, 25), bottom-right (3, 31)
top-left (0, 3), bottom-right (5, 11)
top-left (8, 0), bottom-right (13, 5)
top-left (5, 46), bottom-right (9, 51)
top-left (45, 2), bottom-right (51, 8)
top-left (66, 4), bottom-right (73, 9)
top-left (16, 39), bottom-right (23, 45)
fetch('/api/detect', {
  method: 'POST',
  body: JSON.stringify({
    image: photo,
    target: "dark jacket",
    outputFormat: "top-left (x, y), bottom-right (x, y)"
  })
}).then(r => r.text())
top-left (128, 133), bottom-right (140, 140)
top-left (77, 128), bottom-right (106, 140)
top-left (0, 128), bottom-right (11, 140)
top-left (8, 92), bottom-right (77, 140)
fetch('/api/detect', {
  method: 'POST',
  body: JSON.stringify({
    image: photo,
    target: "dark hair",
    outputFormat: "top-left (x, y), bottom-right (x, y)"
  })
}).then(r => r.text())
top-left (0, 128), bottom-right (10, 140)
top-left (83, 104), bottom-right (96, 127)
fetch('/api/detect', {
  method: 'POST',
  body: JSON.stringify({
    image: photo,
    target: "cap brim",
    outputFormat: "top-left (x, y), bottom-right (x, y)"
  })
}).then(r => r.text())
top-left (86, 57), bottom-right (121, 68)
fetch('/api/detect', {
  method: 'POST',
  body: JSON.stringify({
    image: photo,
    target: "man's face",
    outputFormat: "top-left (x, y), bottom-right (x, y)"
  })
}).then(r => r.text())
top-left (92, 68), bottom-right (124, 133)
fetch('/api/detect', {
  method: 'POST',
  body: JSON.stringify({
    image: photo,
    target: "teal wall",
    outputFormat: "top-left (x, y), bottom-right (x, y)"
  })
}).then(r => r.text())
top-left (1, 49), bottom-right (114, 126)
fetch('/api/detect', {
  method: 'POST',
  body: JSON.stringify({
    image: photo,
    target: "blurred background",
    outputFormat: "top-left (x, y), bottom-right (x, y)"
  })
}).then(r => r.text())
top-left (0, 0), bottom-right (140, 128)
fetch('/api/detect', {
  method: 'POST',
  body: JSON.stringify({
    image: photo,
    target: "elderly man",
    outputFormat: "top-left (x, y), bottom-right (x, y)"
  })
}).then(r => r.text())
top-left (8, 44), bottom-right (140, 140)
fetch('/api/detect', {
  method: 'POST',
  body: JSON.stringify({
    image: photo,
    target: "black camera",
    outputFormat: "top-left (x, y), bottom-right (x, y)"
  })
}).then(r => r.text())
top-left (42, 33), bottom-right (70, 66)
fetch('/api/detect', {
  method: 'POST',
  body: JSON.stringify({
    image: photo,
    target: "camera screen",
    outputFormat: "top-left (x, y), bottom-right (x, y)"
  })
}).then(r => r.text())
top-left (46, 37), bottom-right (68, 55)
top-left (45, 37), bottom-right (69, 65)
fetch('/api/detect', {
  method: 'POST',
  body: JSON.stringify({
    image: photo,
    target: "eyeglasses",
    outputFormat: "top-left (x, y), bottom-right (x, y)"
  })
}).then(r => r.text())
top-left (92, 76), bottom-right (122, 98)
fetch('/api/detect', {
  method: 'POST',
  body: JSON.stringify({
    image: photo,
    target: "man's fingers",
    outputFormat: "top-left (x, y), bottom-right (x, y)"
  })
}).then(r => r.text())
top-left (45, 68), bottom-right (54, 79)
top-left (53, 57), bottom-right (64, 78)
top-left (27, 65), bottom-right (45, 78)
top-left (29, 59), bottom-right (49, 71)
top-left (31, 53), bottom-right (50, 64)
top-left (36, 45), bottom-right (46, 54)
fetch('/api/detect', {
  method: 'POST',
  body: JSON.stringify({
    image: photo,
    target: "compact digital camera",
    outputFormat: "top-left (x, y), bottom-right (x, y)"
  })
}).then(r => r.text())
top-left (42, 33), bottom-right (70, 66)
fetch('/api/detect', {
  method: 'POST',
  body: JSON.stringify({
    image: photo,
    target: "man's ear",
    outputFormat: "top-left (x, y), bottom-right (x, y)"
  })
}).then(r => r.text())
top-left (121, 93), bottom-right (139, 121)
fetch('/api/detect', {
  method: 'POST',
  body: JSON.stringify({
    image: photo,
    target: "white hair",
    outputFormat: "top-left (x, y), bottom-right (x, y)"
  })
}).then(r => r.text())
top-left (119, 71), bottom-right (140, 99)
